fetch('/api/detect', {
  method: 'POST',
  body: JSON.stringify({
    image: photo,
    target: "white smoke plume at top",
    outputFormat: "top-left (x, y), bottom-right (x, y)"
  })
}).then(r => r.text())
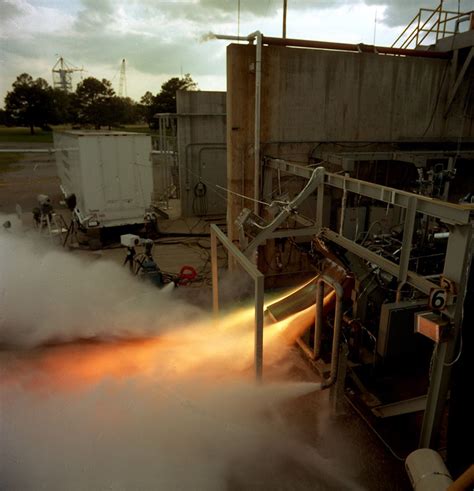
top-left (0, 224), bottom-right (363, 490)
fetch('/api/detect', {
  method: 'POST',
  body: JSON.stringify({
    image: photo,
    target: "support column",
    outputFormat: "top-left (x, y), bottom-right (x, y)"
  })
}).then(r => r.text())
top-left (420, 224), bottom-right (472, 448)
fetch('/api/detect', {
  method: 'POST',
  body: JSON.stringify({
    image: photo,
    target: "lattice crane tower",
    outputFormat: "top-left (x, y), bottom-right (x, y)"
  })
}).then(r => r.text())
top-left (52, 57), bottom-right (83, 92)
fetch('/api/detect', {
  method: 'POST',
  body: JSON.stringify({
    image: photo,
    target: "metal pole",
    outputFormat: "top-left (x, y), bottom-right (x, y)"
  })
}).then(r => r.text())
top-left (398, 196), bottom-right (417, 284)
top-left (210, 224), bottom-right (265, 382)
top-left (255, 275), bottom-right (265, 381)
top-left (316, 181), bottom-right (325, 232)
top-left (282, 0), bottom-right (288, 38)
top-left (237, 0), bottom-right (240, 40)
top-left (437, 1), bottom-right (444, 40)
top-left (254, 32), bottom-right (262, 215)
top-left (314, 280), bottom-right (324, 359)
top-left (420, 223), bottom-right (473, 448)
top-left (442, 157), bottom-right (455, 200)
top-left (211, 227), bottom-right (219, 315)
top-left (416, 12), bottom-right (421, 47)
top-left (330, 343), bottom-right (349, 414)
top-left (327, 289), bottom-right (343, 386)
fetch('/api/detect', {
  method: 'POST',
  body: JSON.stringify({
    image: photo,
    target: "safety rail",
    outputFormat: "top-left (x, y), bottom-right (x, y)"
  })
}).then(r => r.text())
top-left (210, 224), bottom-right (265, 381)
top-left (392, 2), bottom-right (473, 50)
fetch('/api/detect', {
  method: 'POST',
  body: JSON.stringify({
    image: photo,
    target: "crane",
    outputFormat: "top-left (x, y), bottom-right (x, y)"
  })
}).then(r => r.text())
top-left (52, 57), bottom-right (83, 92)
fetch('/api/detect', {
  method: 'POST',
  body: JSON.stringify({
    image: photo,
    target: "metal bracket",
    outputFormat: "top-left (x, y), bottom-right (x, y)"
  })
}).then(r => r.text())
top-left (242, 166), bottom-right (325, 256)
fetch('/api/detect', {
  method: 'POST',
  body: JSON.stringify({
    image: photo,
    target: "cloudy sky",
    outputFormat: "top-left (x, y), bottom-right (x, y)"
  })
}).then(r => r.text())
top-left (0, 0), bottom-right (471, 103)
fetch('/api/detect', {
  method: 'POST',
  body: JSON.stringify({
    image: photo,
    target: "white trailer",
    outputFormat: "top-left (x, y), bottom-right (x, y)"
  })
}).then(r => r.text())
top-left (53, 131), bottom-right (153, 228)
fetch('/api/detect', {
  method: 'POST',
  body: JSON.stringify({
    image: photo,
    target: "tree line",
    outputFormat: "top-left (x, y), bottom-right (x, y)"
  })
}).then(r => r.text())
top-left (1, 73), bottom-right (197, 134)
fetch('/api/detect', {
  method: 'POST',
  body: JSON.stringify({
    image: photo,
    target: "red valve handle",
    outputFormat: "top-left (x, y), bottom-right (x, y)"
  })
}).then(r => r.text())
top-left (179, 265), bottom-right (197, 284)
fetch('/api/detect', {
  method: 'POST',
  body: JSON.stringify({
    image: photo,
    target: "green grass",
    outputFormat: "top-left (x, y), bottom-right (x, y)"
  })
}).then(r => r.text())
top-left (0, 153), bottom-right (21, 173)
top-left (0, 126), bottom-right (54, 143)
top-left (0, 124), bottom-right (156, 144)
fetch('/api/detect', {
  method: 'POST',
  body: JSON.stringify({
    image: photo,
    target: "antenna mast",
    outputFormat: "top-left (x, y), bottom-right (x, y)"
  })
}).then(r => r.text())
top-left (52, 56), bottom-right (83, 92)
top-left (118, 58), bottom-right (127, 98)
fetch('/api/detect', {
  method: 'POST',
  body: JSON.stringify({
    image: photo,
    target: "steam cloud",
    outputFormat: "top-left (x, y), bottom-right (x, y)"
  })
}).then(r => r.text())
top-left (0, 225), bottom-right (362, 490)
top-left (0, 230), bottom-right (203, 348)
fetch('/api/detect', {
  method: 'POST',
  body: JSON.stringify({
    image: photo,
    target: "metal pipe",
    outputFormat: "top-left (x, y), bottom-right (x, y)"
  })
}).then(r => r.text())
top-left (314, 281), bottom-right (324, 359)
top-left (254, 31), bottom-right (263, 215)
top-left (211, 31), bottom-right (263, 215)
top-left (318, 276), bottom-right (344, 388)
top-left (282, 0), bottom-right (287, 38)
top-left (212, 31), bottom-right (260, 42)
top-left (395, 281), bottom-right (407, 303)
top-left (255, 275), bottom-right (265, 382)
top-left (325, 294), bottom-right (343, 387)
top-left (0, 148), bottom-right (56, 153)
top-left (455, 14), bottom-right (471, 33)
top-left (296, 336), bottom-right (316, 360)
top-left (261, 36), bottom-right (450, 58)
top-left (211, 228), bottom-right (219, 315)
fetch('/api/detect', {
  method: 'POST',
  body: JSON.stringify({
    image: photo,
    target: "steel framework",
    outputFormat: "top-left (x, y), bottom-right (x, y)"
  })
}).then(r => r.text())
top-left (262, 157), bottom-right (473, 448)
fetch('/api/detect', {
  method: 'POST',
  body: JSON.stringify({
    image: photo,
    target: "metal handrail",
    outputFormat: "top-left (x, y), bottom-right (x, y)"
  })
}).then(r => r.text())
top-left (392, 2), bottom-right (472, 50)
top-left (400, 7), bottom-right (440, 49)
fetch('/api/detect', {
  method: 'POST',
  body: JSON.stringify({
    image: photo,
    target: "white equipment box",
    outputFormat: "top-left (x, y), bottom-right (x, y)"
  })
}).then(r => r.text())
top-left (53, 131), bottom-right (153, 228)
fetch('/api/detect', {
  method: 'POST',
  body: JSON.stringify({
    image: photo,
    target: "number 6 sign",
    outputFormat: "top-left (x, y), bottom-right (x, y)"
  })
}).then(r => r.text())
top-left (429, 288), bottom-right (448, 310)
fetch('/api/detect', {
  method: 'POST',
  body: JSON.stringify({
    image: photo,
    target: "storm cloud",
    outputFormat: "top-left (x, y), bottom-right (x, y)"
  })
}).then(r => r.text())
top-left (1, 0), bottom-right (471, 101)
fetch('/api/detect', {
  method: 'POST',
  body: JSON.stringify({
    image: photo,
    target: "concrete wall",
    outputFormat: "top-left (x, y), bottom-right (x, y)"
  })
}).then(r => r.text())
top-left (177, 90), bottom-right (227, 217)
top-left (226, 43), bottom-right (473, 239)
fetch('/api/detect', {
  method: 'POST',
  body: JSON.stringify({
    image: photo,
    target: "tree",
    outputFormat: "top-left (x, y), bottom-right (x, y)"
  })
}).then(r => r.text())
top-left (117, 97), bottom-right (141, 125)
top-left (4, 73), bottom-right (56, 134)
top-left (0, 109), bottom-right (8, 126)
top-left (140, 75), bottom-right (197, 129)
top-left (50, 88), bottom-right (74, 125)
top-left (140, 91), bottom-right (156, 128)
top-left (72, 77), bottom-right (116, 129)
top-left (154, 74), bottom-right (197, 113)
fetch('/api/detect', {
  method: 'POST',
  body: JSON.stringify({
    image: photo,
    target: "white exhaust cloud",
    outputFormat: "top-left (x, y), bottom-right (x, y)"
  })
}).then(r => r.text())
top-left (0, 226), bottom-right (362, 490)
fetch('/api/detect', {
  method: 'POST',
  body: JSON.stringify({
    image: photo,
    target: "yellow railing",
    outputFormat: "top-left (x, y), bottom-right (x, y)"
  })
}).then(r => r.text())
top-left (392, 2), bottom-right (473, 49)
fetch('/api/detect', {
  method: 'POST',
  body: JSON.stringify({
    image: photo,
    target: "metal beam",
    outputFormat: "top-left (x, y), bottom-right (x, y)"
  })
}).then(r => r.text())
top-left (322, 228), bottom-right (438, 295)
top-left (255, 275), bottom-right (265, 381)
top-left (445, 46), bottom-right (474, 115)
top-left (420, 223), bottom-right (473, 447)
top-left (267, 227), bottom-right (320, 239)
top-left (325, 172), bottom-right (471, 225)
top-left (265, 159), bottom-right (472, 225)
top-left (210, 224), bottom-right (265, 381)
top-left (323, 150), bottom-right (474, 168)
top-left (372, 395), bottom-right (427, 418)
top-left (211, 230), bottom-right (219, 315)
top-left (262, 35), bottom-right (451, 58)
top-left (243, 167), bottom-right (324, 256)
top-left (265, 158), bottom-right (314, 178)
top-left (398, 196), bottom-right (417, 283)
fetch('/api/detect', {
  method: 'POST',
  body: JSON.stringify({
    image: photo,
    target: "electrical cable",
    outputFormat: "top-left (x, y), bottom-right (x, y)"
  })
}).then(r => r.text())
top-left (215, 184), bottom-right (270, 206)
top-left (192, 180), bottom-right (208, 217)
top-left (345, 395), bottom-right (405, 462)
